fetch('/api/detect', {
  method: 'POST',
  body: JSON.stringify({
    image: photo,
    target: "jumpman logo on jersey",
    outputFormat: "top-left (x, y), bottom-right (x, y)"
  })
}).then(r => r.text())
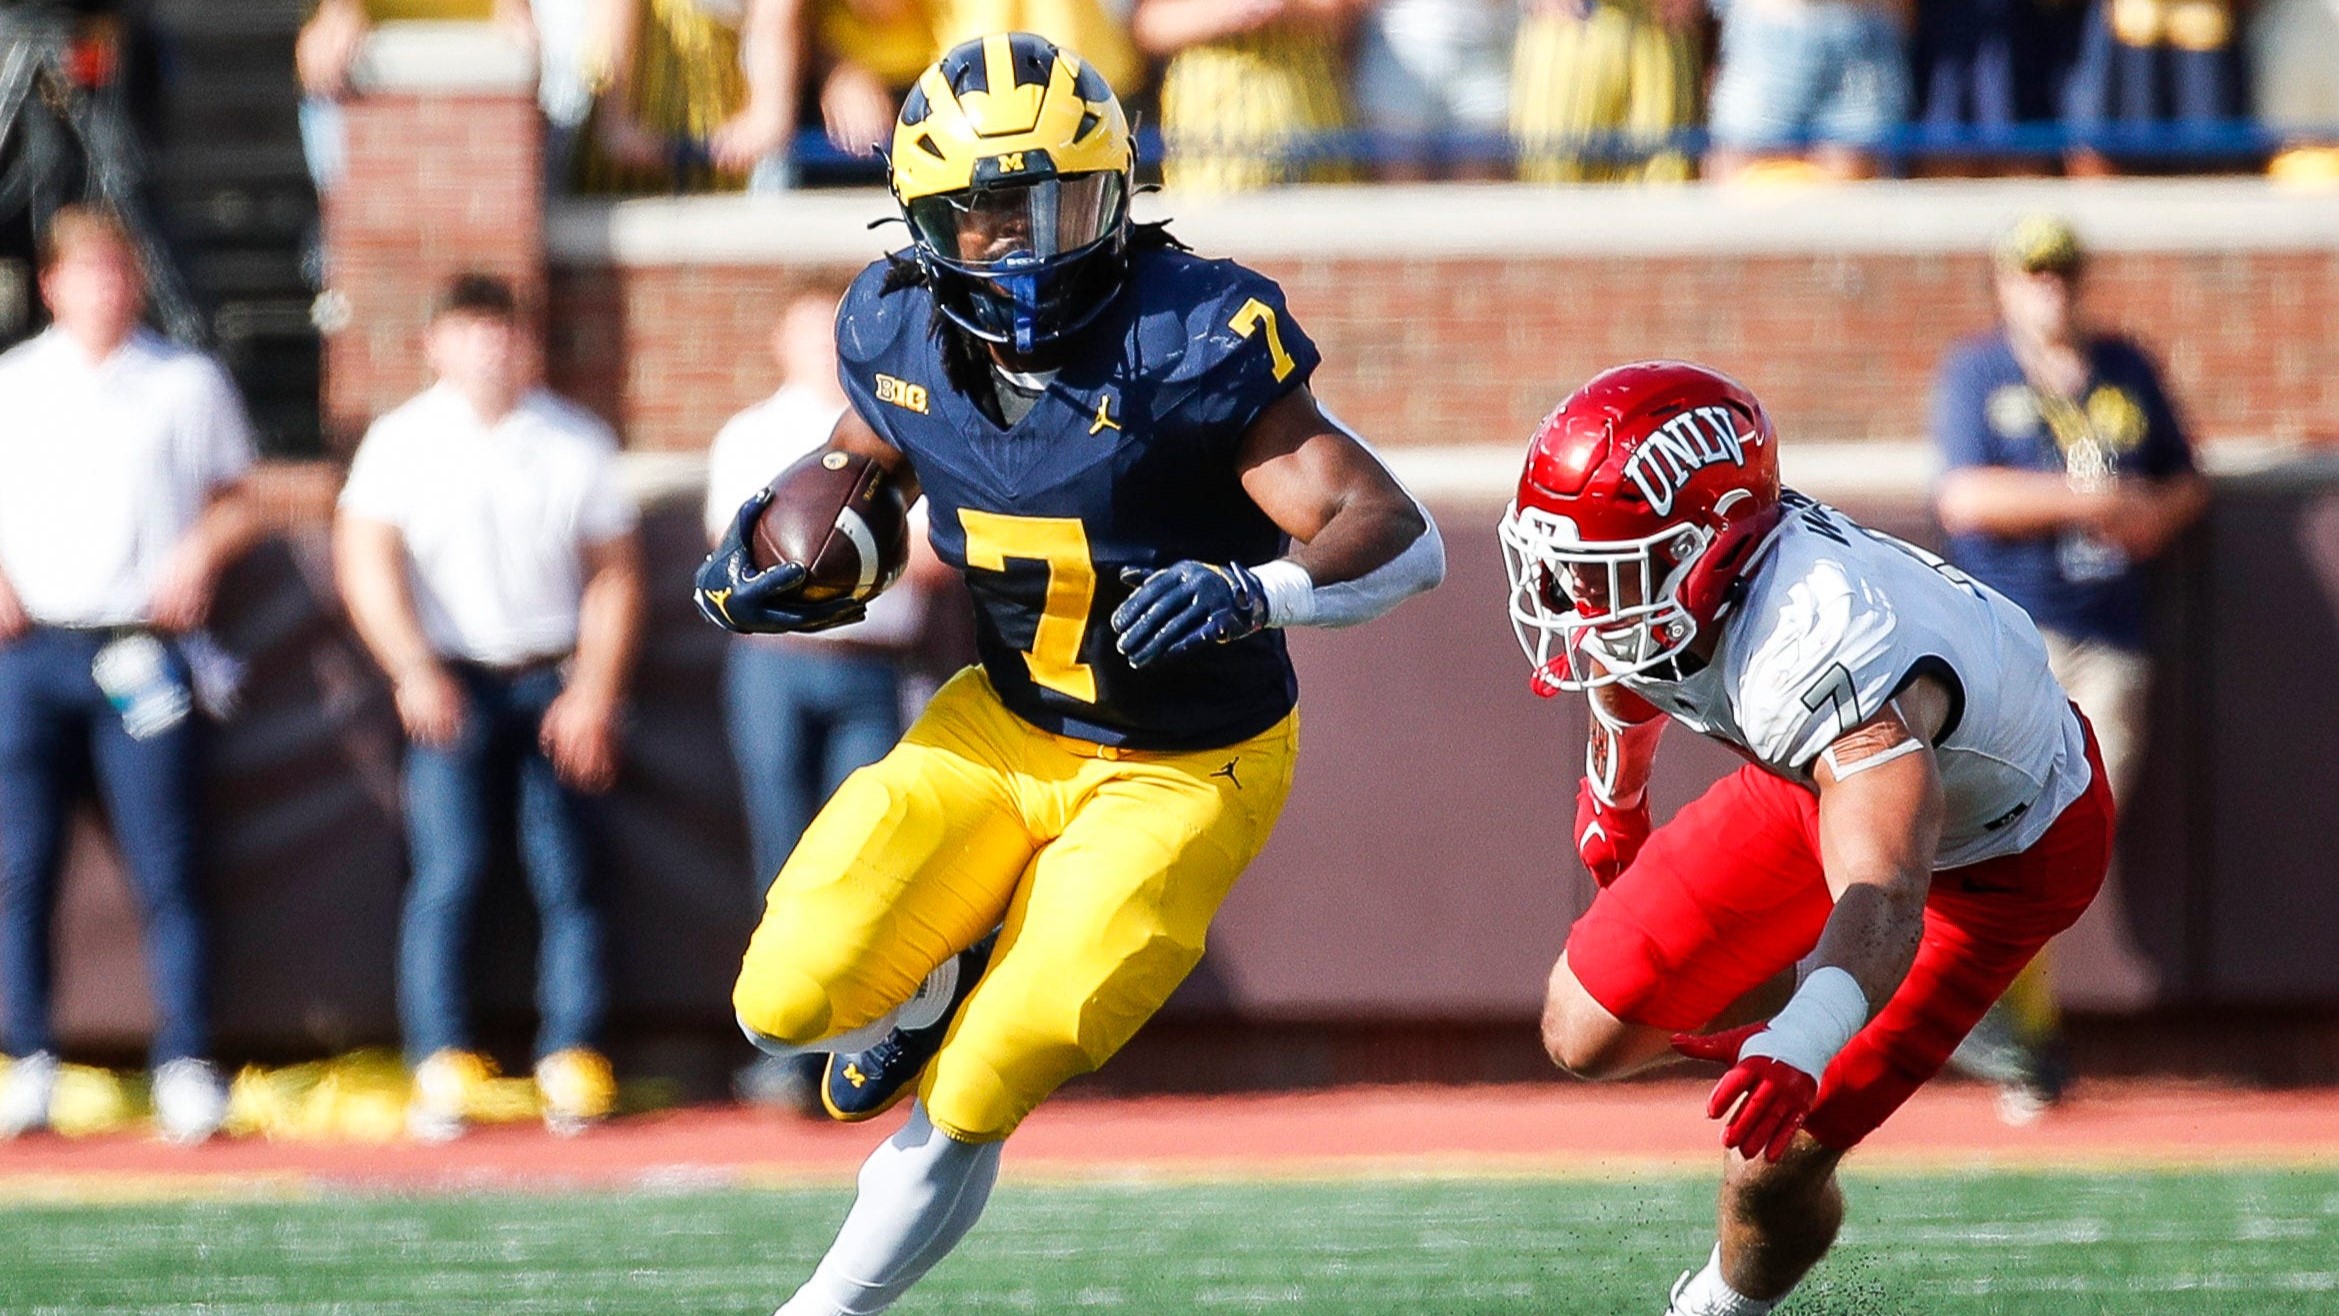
top-left (1209, 759), bottom-right (1241, 788)
top-left (1089, 392), bottom-right (1122, 435)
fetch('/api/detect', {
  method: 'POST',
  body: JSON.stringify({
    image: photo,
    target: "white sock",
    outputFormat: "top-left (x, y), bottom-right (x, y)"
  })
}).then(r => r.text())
top-left (775, 1103), bottom-right (1002, 1316)
top-left (738, 1007), bottom-right (901, 1060)
top-left (1671, 1245), bottom-right (1776, 1316)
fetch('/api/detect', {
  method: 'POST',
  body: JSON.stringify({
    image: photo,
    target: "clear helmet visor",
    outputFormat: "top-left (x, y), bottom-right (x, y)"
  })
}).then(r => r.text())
top-left (908, 172), bottom-right (1126, 272)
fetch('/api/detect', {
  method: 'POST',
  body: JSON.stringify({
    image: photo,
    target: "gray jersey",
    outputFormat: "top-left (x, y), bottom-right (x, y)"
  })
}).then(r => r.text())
top-left (1624, 493), bottom-right (2092, 869)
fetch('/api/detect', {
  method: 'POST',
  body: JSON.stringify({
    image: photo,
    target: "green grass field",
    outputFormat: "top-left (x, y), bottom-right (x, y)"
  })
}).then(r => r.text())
top-left (3, 1168), bottom-right (2335, 1315)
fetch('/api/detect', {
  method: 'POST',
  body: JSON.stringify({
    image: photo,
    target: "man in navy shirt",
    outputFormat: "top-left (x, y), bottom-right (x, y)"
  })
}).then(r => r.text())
top-left (1930, 212), bottom-right (2206, 1119)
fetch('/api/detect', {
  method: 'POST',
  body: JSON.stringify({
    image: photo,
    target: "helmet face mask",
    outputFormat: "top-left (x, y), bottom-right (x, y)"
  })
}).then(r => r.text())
top-left (889, 34), bottom-right (1135, 355)
top-left (907, 171), bottom-right (1129, 353)
top-left (1498, 361), bottom-right (1783, 696)
top-left (1502, 507), bottom-right (1712, 691)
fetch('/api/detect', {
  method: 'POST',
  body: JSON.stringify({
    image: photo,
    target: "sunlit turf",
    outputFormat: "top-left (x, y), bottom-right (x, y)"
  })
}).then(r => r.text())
top-left (2, 1168), bottom-right (2335, 1314)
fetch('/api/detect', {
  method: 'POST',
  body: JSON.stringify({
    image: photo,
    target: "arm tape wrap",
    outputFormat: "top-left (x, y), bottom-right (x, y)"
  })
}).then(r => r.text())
top-left (1739, 965), bottom-right (1869, 1079)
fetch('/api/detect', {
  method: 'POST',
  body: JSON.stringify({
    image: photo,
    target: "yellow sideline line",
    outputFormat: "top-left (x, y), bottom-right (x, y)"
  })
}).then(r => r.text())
top-left (0, 1172), bottom-right (317, 1204)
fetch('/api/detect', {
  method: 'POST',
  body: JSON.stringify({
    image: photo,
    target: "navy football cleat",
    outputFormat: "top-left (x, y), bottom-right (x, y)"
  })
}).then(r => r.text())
top-left (822, 930), bottom-right (999, 1122)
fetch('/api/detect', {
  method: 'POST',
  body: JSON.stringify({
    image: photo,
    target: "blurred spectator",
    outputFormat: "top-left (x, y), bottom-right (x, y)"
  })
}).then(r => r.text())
top-left (574, 0), bottom-right (804, 193)
top-left (1931, 214), bottom-right (2208, 1119)
top-left (1355, 0), bottom-right (1516, 180)
top-left (810, 0), bottom-right (941, 158)
top-left (297, 0), bottom-right (574, 195)
top-left (929, 1), bottom-right (1142, 91)
top-left (808, 1), bottom-right (1143, 165)
top-left (0, 207), bottom-right (261, 1145)
top-left (1705, 0), bottom-right (1911, 182)
top-left (2061, 0), bottom-right (2244, 175)
top-left (702, 288), bottom-right (937, 1114)
top-left (1509, 0), bottom-right (1701, 183)
top-left (335, 273), bottom-right (644, 1140)
top-left (1909, 0), bottom-right (2084, 174)
top-left (2248, 0), bottom-right (2339, 180)
top-left (1136, 0), bottom-right (1360, 192)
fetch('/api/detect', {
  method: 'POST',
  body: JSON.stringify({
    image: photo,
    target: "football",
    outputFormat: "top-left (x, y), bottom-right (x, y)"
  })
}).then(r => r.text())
top-left (750, 450), bottom-right (912, 604)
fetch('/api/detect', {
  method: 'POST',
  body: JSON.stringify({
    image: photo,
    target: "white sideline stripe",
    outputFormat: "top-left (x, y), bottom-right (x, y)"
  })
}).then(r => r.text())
top-left (622, 438), bottom-right (2309, 508)
top-left (550, 179), bottom-right (2339, 268)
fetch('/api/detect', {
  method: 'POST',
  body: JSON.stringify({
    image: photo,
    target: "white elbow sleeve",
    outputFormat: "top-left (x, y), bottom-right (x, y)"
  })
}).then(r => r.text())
top-left (1255, 507), bottom-right (1444, 630)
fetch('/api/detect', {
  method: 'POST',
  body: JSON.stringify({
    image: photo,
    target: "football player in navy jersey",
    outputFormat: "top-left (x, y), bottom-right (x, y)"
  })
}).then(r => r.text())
top-left (693, 32), bottom-right (1445, 1316)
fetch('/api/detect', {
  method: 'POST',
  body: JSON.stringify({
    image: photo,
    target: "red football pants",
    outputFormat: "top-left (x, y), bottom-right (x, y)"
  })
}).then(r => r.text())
top-left (1566, 713), bottom-right (2115, 1149)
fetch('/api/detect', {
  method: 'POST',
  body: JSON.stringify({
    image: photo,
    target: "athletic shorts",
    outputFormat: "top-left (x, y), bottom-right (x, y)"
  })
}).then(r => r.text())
top-left (1566, 710), bottom-right (2115, 1148)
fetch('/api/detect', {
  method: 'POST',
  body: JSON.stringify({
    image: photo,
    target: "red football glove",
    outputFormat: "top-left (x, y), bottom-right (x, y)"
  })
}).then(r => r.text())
top-left (1574, 778), bottom-right (1651, 889)
top-left (1672, 1022), bottom-right (1820, 1164)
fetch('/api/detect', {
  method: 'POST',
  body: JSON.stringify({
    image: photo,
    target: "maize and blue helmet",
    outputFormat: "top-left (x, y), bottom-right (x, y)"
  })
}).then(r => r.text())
top-left (889, 32), bottom-right (1135, 355)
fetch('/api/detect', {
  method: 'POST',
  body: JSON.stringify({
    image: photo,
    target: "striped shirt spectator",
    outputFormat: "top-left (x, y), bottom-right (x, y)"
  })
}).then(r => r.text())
top-left (1137, 0), bottom-right (1358, 192)
top-left (1509, 0), bottom-right (1701, 183)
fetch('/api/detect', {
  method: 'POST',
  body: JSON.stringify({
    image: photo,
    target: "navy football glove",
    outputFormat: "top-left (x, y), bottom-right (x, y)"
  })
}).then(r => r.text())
top-left (1111, 561), bottom-right (1270, 669)
top-left (693, 490), bottom-right (868, 636)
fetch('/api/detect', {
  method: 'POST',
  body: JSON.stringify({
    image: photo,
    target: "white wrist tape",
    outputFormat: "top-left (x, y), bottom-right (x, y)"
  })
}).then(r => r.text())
top-left (1253, 558), bottom-right (1317, 627)
top-left (1253, 514), bottom-right (1446, 631)
top-left (1740, 966), bottom-right (1869, 1080)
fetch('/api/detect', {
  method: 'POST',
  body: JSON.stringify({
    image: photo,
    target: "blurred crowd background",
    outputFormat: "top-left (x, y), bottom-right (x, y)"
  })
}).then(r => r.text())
top-left (4, 0), bottom-right (2338, 455)
top-left (0, 0), bottom-right (2333, 1146)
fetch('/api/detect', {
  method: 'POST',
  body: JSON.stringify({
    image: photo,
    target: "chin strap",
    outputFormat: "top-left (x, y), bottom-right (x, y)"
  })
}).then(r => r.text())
top-left (1530, 658), bottom-right (1572, 699)
top-left (1003, 269), bottom-right (1040, 355)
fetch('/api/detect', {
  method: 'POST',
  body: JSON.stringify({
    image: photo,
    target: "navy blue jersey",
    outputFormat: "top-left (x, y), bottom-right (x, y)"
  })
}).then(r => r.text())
top-left (837, 244), bottom-right (1322, 750)
top-left (1931, 330), bottom-right (2195, 650)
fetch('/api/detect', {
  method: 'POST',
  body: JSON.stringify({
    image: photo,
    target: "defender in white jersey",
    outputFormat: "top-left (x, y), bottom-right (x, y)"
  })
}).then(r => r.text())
top-left (1498, 363), bottom-right (2114, 1316)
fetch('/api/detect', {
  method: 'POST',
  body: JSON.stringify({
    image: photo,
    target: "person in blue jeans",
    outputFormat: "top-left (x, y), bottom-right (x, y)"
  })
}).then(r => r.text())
top-left (336, 274), bottom-right (644, 1140)
top-left (0, 207), bottom-right (262, 1145)
top-left (702, 289), bottom-right (934, 1113)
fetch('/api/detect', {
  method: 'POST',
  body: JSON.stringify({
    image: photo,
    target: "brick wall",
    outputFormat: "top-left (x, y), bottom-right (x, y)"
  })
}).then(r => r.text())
top-left (546, 243), bottom-right (2339, 455)
top-left (311, 68), bottom-right (2339, 459)
top-left (313, 59), bottom-right (2339, 459)
top-left (321, 27), bottom-right (542, 449)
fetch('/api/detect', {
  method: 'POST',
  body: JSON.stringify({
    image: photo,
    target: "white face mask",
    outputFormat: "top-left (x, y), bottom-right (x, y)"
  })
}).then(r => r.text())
top-left (1499, 504), bottom-right (1710, 691)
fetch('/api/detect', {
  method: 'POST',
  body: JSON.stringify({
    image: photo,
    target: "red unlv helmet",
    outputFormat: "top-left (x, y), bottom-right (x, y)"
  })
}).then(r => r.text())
top-left (1499, 361), bottom-right (1783, 694)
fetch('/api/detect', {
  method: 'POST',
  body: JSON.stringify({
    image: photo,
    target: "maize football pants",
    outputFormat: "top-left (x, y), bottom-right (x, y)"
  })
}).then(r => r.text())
top-left (734, 668), bottom-right (1298, 1142)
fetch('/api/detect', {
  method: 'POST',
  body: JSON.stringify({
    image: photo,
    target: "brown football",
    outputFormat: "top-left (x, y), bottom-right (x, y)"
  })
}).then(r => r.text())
top-left (750, 450), bottom-right (911, 604)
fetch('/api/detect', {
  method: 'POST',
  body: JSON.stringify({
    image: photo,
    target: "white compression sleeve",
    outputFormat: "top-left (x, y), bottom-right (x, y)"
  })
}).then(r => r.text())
top-left (1254, 514), bottom-right (1445, 630)
top-left (1252, 408), bottom-right (1446, 630)
top-left (776, 1103), bottom-right (1003, 1316)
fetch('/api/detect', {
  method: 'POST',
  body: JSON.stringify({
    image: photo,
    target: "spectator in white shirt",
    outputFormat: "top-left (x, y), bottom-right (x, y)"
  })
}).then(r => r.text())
top-left (0, 206), bottom-right (262, 1145)
top-left (335, 273), bottom-right (644, 1140)
top-left (703, 287), bottom-right (934, 1113)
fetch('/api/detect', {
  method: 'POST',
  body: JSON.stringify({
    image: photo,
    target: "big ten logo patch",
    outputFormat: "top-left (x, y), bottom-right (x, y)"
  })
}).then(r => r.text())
top-left (1622, 405), bottom-right (1756, 516)
top-left (875, 374), bottom-right (930, 414)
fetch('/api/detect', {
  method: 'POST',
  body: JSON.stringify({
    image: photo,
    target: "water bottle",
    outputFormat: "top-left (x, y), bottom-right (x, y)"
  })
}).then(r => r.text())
top-left (91, 633), bottom-right (192, 741)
